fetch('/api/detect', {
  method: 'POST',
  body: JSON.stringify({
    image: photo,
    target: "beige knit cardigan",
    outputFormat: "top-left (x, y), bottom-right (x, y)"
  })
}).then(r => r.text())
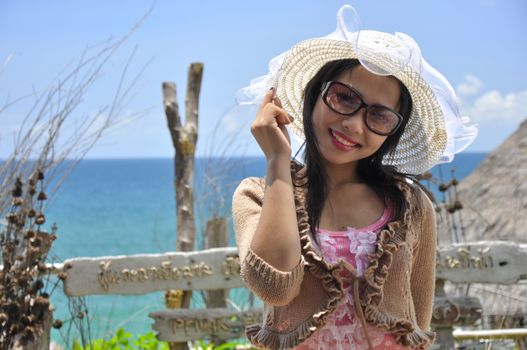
top-left (232, 169), bottom-right (437, 350)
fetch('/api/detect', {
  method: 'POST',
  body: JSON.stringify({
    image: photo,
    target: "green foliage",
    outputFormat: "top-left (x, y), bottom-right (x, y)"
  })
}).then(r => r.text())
top-left (194, 339), bottom-right (256, 350)
top-left (73, 328), bottom-right (169, 350)
top-left (73, 327), bottom-right (262, 350)
top-left (72, 328), bottom-right (258, 350)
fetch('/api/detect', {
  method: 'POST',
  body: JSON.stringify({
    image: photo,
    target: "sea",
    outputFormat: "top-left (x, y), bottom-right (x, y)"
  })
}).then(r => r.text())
top-left (2, 154), bottom-right (487, 345)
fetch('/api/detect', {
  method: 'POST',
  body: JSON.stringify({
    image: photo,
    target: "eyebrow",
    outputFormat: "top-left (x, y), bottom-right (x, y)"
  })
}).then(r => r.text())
top-left (334, 80), bottom-right (399, 111)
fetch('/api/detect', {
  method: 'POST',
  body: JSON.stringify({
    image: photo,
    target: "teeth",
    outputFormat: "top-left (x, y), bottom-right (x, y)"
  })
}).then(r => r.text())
top-left (332, 130), bottom-right (355, 146)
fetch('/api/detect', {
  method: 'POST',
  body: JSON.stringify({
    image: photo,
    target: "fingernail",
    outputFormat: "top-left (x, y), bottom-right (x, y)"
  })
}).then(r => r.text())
top-left (288, 114), bottom-right (295, 122)
top-left (269, 87), bottom-right (274, 91)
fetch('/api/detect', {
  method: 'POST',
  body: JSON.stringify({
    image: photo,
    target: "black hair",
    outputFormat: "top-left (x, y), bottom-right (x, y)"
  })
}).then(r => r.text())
top-left (296, 59), bottom-right (413, 232)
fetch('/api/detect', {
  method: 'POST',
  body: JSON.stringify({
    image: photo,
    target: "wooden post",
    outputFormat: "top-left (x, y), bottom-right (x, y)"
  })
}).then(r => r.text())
top-left (205, 217), bottom-right (229, 308)
top-left (433, 279), bottom-right (456, 350)
top-left (205, 217), bottom-right (229, 345)
top-left (163, 62), bottom-right (204, 350)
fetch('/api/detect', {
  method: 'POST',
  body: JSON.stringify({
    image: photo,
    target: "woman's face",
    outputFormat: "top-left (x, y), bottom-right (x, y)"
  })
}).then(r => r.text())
top-left (311, 65), bottom-right (401, 168)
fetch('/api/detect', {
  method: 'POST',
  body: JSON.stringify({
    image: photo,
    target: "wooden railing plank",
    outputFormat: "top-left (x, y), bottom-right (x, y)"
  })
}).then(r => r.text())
top-left (436, 241), bottom-right (527, 284)
top-left (54, 241), bottom-right (527, 296)
top-left (62, 247), bottom-right (242, 296)
top-left (149, 308), bottom-right (262, 342)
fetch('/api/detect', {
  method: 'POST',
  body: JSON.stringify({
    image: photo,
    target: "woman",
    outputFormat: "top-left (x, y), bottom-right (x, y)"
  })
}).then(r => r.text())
top-left (232, 5), bottom-right (477, 350)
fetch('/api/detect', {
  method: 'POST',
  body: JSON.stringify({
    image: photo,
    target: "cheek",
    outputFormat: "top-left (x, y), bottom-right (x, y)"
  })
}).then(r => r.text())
top-left (311, 101), bottom-right (326, 134)
top-left (364, 134), bottom-right (389, 155)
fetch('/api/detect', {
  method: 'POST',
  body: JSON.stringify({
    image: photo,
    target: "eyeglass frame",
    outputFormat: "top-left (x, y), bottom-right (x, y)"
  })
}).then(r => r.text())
top-left (320, 80), bottom-right (404, 136)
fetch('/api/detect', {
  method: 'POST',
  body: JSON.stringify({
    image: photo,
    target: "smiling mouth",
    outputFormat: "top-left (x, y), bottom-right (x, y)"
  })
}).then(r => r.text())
top-left (329, 129), bottom-right (361, 148)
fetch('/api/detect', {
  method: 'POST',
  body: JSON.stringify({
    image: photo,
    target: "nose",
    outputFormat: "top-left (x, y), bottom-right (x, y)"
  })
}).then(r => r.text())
top-left (341, 108), bottom-right (367, 134)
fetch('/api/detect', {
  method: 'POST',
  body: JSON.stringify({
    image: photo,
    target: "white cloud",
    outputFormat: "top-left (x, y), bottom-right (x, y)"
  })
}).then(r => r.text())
top-left (460, 89), bottom-right (527, 124)
top-left (457, 74), bottom-right (484, 96)
top-left (221, 113), bottom-right (242, 133)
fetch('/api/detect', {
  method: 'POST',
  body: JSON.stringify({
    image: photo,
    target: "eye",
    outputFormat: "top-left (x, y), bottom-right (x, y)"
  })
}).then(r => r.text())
top-left (370, 109), bottom-right (388, 120)
top-left (335, 92), bottom-right (355, 105)
top-left (368, 107), bottom-right (399, 130)
top-left (329, 85), bottom-right (360, 107)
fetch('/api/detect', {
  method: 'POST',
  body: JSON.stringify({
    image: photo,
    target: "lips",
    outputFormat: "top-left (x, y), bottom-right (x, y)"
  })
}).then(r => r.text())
top-left (329, 129), bottom-right (361, 150)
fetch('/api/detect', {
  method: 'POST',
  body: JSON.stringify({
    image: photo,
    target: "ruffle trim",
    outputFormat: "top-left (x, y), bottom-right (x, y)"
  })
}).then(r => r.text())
top-left (246, 317), bottom-right (321, 350)
top-left (361, 180), bottom-right (436, 348)
top-left (291, 161), bottom-right (344, 343)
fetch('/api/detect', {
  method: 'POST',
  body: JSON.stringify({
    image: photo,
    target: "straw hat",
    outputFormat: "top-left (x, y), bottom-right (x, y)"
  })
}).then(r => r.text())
top-left (236, 5), bottom-right (478, 175)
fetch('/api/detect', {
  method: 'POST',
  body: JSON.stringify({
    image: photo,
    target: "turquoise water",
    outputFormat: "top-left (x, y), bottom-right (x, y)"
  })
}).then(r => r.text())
top-left (4, 155), bottom-right (486, 345)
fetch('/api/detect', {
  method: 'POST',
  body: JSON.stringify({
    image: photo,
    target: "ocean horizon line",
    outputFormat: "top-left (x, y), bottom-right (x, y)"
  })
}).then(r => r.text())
top-left (0, 152), bottom-right (489, 162)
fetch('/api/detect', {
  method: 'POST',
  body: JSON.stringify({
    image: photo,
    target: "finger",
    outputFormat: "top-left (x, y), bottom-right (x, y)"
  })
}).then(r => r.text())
top-left (272, 95), bottom-right (282, 108)
top-left (271, 96), bottom-right (295, 123)
top-left (259, 87), bottom-right (276, 109)
top-left (273, 106), bottom-right (293, 125)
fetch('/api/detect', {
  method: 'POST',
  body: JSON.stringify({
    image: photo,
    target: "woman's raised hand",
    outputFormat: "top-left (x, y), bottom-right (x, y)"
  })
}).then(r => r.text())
top-left (250, 88), bottom-right (293, 162)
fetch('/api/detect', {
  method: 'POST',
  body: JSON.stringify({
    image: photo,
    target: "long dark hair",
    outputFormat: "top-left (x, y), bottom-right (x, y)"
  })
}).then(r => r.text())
top-left (297, 59), bottom-right (413, 232)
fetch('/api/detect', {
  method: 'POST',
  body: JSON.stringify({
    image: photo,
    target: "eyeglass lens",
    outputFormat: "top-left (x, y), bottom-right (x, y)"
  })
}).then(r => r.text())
top-left (323, 81), bottom-right (401, 136)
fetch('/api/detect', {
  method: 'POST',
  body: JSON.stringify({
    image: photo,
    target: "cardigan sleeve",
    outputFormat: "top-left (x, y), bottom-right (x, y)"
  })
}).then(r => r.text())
top-left (232, 177), bottom-right (305, 306)
top-left (410, 187), bottom-right (437, 331)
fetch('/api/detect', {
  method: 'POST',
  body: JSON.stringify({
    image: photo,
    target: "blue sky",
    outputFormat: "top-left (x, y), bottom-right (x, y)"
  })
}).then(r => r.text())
top-left (1, 0), bottom-right (526, 158)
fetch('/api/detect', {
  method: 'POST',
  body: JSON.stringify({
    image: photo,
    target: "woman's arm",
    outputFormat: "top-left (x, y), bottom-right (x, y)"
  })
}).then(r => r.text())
top-left (410, 188), bottom-right (437, 330)
top-left (251, 157), bottom-right (301, 271)
top-left (231, 88), bottom-right (303, 306)
top-left (232, 175), bottom-right (304, 306)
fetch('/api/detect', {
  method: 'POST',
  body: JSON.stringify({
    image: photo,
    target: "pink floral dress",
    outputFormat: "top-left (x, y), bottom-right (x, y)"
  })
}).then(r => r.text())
top-left (295, 199), bottom-right (412, 350)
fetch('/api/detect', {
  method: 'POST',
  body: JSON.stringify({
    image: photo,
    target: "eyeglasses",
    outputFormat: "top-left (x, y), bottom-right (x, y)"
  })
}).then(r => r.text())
top-left (320, 81), bottom-right (403, 136)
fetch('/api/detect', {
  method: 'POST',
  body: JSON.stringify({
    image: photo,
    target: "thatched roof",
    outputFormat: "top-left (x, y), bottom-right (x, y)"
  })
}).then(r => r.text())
top-left (440, 118), bottom-right (527, 316)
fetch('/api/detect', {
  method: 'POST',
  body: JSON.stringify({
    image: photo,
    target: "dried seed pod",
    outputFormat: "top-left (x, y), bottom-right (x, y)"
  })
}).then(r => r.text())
top-left (454, 200), bottom-right (463, 210)
top-left (20, 315), bottom-right (31, 326)
top-left (37, 262), bottom-right (48, 272)
top-left (17, 214), bottom-right (25, 227)
top-left (26, 230), bottom-right (36, 239)
top-left (12, 180), bottom-right (23, 197)
top-left (447, 205), bottom-right (456, 213)
top-left (40, 292), bottom-right (49, 299)
top-left (28, 187), bottom-right (36, 196)
top-left (5, 302), bottom-right (19, 317)
top-left (63, 262), bottom-right (73, 270)
top-left (18, 278), bottom-right (29, 289)
top-left (12, 197), bottom-right (24, 206)
top-left (28, 209), bottom-right (36, 218)
top-left (438, 183), bottom-right (449, 192)
top-left (35, 214), bottom-right (45, 225)
top-left (21, 326), bottom-right (36, 343)
top-left (37, 170), bottom-right (44, 180)
top-left (32, 296), bottom-right (50, 318)
top-left (32, 280), bottom-right (44, 291)
top-left (52, 319), bottom-right (63, 329)
top-left (6, 213), bottom-right (17, 224)
top-left (31, 237), bottom-right (42, 247)
top-left (422, 172), bottom-right (433, 180)
top-left (451, 178), bottom-right (459, 186)
top-left (10, 323), bottom-right (19, 334)
top-left (37, 191), bottom-right (47, 201)
top-left (58, 272), bottom-right (67, 281)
